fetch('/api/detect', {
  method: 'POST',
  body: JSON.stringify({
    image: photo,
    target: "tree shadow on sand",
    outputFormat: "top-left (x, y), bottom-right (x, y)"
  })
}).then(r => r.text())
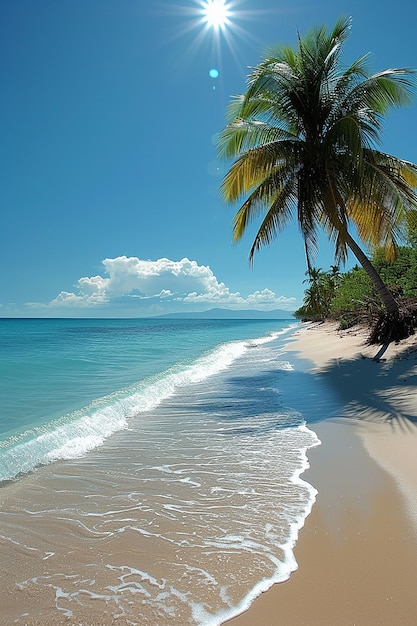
top-left (306, 343), bottom-right (417, 432)
top-left (188, 342), bottom-right (417, 436)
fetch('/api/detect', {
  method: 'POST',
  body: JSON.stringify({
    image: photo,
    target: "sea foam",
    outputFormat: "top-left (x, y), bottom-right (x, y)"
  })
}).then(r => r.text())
top-left (0, 335), bottom-right (274, 482)
top-left (0, 322), bottom-right (321, 626)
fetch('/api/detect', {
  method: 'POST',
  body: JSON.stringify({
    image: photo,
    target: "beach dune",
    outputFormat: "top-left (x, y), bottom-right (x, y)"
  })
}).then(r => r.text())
top-left (226, 322), bottom-right (417, 626)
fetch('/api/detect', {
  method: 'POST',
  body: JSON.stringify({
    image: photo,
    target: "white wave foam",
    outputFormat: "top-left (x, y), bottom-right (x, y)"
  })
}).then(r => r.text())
top-left (2, 324), bottom-right (325, 626)
top-left (0, 336), bottom-right (259, 482)
top-left (192, 425), bottom-right (321, 626)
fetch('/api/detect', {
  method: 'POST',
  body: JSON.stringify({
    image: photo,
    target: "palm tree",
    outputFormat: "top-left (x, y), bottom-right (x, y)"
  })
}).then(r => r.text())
top-left (302, 286), bottom-right (323, 319)
top-left (301, 266), bottom-right (341, 319)
top-left (218, 17), bottom-right (417, 343)
top-left (303, 267), bottom-right (324, 288)
top-left (328, 265), bottom-right (342, 282)
top-left (323, 265), bottom-right (342, 303)
top-left (302, 268), bottom-right (327, 319)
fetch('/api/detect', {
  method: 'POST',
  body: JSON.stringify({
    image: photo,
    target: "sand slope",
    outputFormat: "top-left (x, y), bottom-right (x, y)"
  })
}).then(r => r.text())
top-left (226, 322), bottom-right (417, 625)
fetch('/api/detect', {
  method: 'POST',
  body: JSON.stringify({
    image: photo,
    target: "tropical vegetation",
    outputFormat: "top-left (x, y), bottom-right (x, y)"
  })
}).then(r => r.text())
top-left (218, 16), bottom-right (417, 344)
top-left (295, 243), bottom-right (417, 333)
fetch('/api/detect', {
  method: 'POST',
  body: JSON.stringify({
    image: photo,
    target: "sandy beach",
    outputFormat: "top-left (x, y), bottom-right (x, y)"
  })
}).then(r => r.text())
top-left (226, 321), bottom-right (417, 626)
top-left (2, 320), bottom-right (417, 625)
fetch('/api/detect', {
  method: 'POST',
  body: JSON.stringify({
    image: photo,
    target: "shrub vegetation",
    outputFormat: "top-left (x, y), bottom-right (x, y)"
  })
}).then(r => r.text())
top-left (294, 244), bottom-right (417, 335)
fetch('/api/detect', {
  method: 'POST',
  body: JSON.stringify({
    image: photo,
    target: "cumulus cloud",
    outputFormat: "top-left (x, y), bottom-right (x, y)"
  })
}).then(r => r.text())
top-left (49, 256), bottom-right (296, 312)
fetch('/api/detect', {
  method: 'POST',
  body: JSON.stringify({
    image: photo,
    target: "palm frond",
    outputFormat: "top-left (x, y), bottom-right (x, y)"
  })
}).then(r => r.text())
top-left (217, 119), bottom-right (296, 160)
top-left (246, 178), bottom-right (299, 261)
top-left (217, 15), bottom-right (417, 294)
top-left (221, 139), bottom-right (302, 203)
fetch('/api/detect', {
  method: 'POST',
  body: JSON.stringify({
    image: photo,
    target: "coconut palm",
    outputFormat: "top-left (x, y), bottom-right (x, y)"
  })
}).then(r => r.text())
top-left (302, 268), bottom-right (327, 318)
top-left (301, 266), bottom-right (341, 319)
top-left (218, 16), bottom-right (417, 343)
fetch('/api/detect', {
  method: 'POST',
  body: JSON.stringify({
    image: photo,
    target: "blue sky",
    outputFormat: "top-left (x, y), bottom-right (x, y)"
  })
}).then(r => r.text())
top-left (1, 0), bottom-right (416, 318)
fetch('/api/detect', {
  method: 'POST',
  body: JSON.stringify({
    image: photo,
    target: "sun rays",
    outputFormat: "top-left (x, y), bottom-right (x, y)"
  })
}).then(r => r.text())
top-left (159, 0), bottom-right (265, 77)
top-left (201, 0), bottom-right (231, 30)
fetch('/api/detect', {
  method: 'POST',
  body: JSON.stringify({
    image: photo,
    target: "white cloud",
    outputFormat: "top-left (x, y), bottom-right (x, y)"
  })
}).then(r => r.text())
top-left (49, 256), bottom-right (296, 312)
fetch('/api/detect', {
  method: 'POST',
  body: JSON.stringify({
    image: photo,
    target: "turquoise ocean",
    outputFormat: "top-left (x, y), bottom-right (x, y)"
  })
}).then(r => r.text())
top-left (0, 317), bottom-right (320, 625)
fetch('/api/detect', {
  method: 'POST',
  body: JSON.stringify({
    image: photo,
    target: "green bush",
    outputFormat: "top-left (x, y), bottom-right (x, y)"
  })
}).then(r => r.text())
top-left (330, 266), bottom-right (378, 326)
top-left (297, 247), bottom-right (417, 327)
top-left (373, 247), bottom-right (417, 298)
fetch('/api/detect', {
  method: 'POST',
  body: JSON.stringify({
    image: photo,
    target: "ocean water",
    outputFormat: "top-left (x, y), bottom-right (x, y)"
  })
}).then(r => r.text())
top-left (0, 317), bottom-right (320, 625)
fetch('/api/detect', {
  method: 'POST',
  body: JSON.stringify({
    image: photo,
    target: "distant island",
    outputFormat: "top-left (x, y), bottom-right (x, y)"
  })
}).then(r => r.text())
top-left (156, 308), bottom-right (295, 320)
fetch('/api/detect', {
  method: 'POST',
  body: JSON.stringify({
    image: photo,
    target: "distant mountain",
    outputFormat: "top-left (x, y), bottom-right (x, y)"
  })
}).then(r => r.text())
top-left (156, 308), bottom-right (295, 320)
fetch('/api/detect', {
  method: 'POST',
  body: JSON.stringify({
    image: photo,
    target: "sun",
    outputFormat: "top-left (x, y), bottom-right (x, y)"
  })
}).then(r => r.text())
top-left (162, 0), bottom-right (265, 77)
top-left (202, 0), bottom-right (231, 29)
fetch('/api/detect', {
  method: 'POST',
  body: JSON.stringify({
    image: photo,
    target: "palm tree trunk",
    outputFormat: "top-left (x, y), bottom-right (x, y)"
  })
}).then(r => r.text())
top-left (345, 232), bottom-right (399, 315)
top-left (344, 231), bottom-right (417, 346)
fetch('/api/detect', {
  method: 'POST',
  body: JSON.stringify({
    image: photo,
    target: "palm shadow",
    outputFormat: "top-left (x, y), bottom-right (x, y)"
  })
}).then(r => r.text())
top-left (186, 342), bottom-right (417, 435)
top-left (287, 342), bottom-right (417, 432)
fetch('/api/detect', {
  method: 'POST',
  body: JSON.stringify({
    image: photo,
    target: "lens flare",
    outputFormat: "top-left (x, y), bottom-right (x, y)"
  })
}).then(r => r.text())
top-left (161, 1), bottom-right (267, 78)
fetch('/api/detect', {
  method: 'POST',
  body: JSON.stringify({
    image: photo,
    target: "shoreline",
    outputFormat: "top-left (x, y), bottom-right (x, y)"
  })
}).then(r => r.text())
top-left (225, 321), bottom-right (417, 625)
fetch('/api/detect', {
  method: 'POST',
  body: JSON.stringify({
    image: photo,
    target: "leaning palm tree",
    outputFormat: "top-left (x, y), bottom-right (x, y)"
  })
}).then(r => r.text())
top-left (218, 16), bottom-right (417, 343)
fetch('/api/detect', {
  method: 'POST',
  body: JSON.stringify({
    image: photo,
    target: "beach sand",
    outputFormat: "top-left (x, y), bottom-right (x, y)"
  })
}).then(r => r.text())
top-left (225, 322), bottom-right (417, 625)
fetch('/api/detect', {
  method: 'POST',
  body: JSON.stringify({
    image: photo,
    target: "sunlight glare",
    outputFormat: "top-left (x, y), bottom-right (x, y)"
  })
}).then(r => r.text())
top-left (203, 0), bottom-right (230, 29)
top-left (164, 0), bottom-right (265, 79)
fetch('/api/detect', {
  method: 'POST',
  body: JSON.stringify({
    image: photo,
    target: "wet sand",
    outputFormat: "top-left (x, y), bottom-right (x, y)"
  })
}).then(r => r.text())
top-left (226, 322), bottom-right (417, 625)
top-left (0, 329), bottom-right (320, 626)
top-left (2, 322), bottom-right (417, 625)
